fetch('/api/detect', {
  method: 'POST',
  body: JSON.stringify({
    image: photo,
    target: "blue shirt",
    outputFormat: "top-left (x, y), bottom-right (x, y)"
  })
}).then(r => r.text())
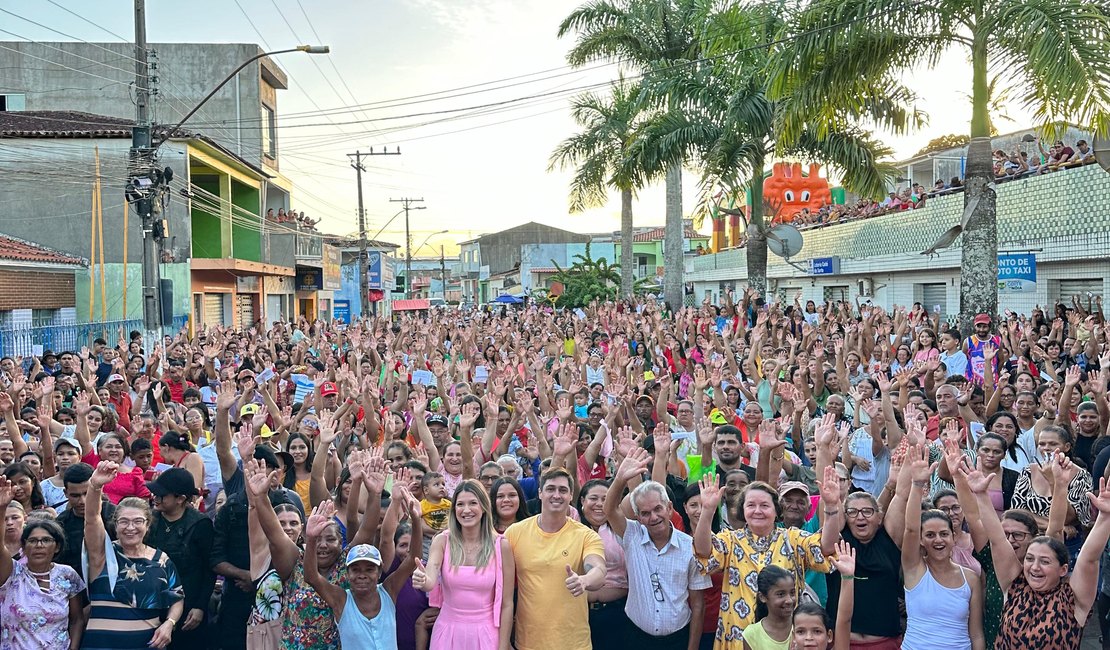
top-left (337, 586), bottom-right (396, 649)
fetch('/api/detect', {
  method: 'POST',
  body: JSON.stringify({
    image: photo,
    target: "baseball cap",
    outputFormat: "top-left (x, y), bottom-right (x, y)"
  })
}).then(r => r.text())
top-left (53, 437), bottom-right (82, 455)
top-left (240, 403), bottom-right (261, 417)
top-left (345, 544), bottom-right (383, 567)
top-left (426, 414), bottom-right (449, 427)
top-left (253, 444), bottom-right (280, 470)
top-left (107, 374), bottom-right (125, 384)
top-left (778, 481), bottom-right (810, 498)
top-left (237, 369), bottom-right (256, 381)
top-left (320, 381), bottom-right (339, 397)
top-left (146, 468), bottom-right (199, 497)
top-left (973, 313), bottom-right (991, 325)
top-left (709, 409), bottom-right (729, 425)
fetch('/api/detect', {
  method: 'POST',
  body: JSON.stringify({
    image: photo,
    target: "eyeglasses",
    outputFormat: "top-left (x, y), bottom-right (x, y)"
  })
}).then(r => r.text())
top-left (116, 518), bottom-right (148, 529)
top-left (1004, 531), bottom-right (1030, 541)
top-left (845, 507), bottom-right (877, 519)
top-left (650, 572), bottom-right (664, 602)
top-left (24, 537), bottom-right (55, 547)
top-left (938, 505), bottom-right (963, 514)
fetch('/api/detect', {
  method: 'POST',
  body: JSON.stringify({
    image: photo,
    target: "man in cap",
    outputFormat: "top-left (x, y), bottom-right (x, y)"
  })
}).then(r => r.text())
top-left (964, 313), bottom-right (1002, 384)
top-left (146, 468), bottom-right (216, 648)
top-left (425, 413), bottom-right (451, 448)
top-left (319, 380), bottom-right (340, 411)
top-left (104, 373), bottom-right (133, 432)
top-left (778, 481), bottom-right (812, 529)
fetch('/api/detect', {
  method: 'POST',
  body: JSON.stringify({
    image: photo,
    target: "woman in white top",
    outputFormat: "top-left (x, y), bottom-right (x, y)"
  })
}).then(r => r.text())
top-left (901, 444), bottom-right (985, 650)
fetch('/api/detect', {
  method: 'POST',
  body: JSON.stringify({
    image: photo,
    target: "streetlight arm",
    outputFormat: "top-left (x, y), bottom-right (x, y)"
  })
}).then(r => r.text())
top-left (154, 45), bottom-right (328, 146)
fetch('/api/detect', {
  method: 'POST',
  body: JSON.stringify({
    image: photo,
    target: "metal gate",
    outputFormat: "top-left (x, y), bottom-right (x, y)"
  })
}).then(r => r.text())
top-left (202, 294), bottom-right (225, 327)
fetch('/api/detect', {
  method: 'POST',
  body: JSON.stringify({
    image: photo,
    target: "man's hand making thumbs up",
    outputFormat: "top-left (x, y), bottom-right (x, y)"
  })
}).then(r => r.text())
top-left (565, 564), bottom-right (586, 597)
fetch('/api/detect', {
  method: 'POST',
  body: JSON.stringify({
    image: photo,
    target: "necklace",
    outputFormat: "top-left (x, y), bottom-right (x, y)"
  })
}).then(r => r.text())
top-left (28, 564), bottom-right (53, 577)
top-left (748, 528), bottom-right (775, 554)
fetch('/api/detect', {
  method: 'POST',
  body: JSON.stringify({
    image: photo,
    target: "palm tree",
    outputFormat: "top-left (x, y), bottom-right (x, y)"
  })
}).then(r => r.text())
top-left (773, 0), bottom-right (1110, 329)
top-left (549, 80), bottom-right (651, 298)
top-left (637, 1), bottom-right (915, 293)
top-left (559, 0), bottom-right (709, 311)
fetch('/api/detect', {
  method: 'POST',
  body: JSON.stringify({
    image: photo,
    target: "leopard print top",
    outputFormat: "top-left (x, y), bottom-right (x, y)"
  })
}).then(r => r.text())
top-left (995, 573), bottom-right (1082, 650)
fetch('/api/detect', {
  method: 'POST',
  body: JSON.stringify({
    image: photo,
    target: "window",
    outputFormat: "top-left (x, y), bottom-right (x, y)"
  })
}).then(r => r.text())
top-left (261, 105), bottom-right (276, 158)
top-left (0, 94), bottom-right (25, 111)
top-left (824, 285), bottom-right (850, 302)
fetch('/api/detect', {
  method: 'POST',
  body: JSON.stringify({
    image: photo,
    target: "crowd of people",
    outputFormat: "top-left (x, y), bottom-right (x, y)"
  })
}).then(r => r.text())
top-left (0, 290), bottom-right (1109, 649)
top-left (264, 208), bottom-right (320, 230)
top-left (786, 136), bottom-right (1098, 232)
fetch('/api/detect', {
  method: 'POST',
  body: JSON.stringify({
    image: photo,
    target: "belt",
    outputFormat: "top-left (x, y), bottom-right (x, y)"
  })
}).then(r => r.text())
top-left (588, 597), bottom-right (627, 611)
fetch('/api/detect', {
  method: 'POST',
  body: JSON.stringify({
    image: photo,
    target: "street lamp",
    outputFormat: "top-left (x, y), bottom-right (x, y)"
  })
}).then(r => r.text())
top-left (407, 230), bottom-right (448, 299)
top-left (155, 45), bottom-right (329, 145)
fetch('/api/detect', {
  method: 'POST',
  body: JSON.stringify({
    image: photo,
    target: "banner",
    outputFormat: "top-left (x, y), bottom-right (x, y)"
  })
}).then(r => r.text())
top-left (998, 253), bottom-right (1036, 293)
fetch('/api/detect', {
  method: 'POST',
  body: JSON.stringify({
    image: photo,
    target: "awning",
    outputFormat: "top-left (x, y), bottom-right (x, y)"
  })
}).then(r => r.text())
top-left (392, 299), bottom-right (431, 311)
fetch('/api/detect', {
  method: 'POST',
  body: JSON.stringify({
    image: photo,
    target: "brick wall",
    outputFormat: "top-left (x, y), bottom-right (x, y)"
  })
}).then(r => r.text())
top-left (0, 268), bottom-right (76, 310)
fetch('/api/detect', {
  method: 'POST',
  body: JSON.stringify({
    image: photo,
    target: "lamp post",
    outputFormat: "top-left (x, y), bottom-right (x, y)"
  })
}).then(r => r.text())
top-left (132, 38), bottom-right (327, 342)
top-left (156, 45), bottom-right (329, 145)
top-left (409, 230), bottom-right (448, 298)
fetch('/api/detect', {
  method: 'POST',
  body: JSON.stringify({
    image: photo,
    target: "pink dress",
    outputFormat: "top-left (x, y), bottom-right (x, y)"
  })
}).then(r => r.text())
top-left (429, 537), bottom-right (504, 650)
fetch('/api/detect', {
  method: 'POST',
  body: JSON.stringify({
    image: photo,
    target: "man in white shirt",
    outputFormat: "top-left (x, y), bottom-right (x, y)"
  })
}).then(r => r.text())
top-left (605, 448), bottom-right (710, 649)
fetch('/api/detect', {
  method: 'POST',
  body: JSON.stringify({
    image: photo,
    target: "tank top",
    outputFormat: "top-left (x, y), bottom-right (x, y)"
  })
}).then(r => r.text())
top-left (902, 566), bottom-right (972, 650)
top-left (742, 619), bottom-right (791, 649)
top-left (337, 586), bottom-right (396, 649)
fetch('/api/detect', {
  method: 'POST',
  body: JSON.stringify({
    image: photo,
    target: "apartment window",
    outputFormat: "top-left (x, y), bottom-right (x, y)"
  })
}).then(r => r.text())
top-left (0, 94), bottom-right (25, 111)
top-left (261, 105), bottom-right (276, 158)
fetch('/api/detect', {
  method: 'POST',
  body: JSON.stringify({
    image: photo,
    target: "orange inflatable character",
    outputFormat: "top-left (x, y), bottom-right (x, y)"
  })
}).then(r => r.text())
top-left (763, 163), bottom-right (832, 223)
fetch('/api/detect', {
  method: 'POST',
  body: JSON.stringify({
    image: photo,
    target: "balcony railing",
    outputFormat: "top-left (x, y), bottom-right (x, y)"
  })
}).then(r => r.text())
top-left (296, 229), bottom-right (322, 260)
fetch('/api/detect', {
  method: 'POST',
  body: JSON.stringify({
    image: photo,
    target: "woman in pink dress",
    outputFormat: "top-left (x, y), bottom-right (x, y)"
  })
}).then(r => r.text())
top-left (412, 479), bottom-right (515, 650)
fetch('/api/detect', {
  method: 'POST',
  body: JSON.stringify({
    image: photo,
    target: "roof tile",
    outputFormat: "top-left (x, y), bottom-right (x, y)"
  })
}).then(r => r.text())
top-left (0, 234), bottom-right (86, 266)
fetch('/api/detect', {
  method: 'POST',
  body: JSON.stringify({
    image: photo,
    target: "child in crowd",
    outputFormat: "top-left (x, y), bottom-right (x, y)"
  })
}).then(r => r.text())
top-left (939, 329), bottom-right (969, 378)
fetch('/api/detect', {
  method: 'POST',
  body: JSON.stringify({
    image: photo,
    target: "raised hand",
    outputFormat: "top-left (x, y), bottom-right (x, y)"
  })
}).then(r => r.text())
top-left (0, 476), bottom-right (12, 512)
top-left (819, 464), bottom-right (842, 506)
top-left (458, 401), bottom-right (480, 429)
top-left (957, 457), bottom-right (995, 494)
top-left (306, 501), bottom-right (337, 539)
top-left (243, 459), bottom-right (273, 498)
top-left (90, 461), bottom-right (120, 488)
top-left (412, 557), bottom-right (430, 590)
top-left (216, 382), bottom-right (238, 411)
top-left (831, 539), bottom-right (857, 577)
top-left (1089, 477), bottom-right (1110, 515)
top-left (616, 447), bottom-right (651, 483)
top-left (757, 420), bottom-right (786, 452)
top-left (906, 444), bottom-right (935, 484)
top-left (698, 474), bottom-right (723, 510)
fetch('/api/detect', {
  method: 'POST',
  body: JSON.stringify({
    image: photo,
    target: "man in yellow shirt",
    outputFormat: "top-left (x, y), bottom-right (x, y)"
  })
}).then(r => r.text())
top-left (506, 467), bottom-right (606, 650)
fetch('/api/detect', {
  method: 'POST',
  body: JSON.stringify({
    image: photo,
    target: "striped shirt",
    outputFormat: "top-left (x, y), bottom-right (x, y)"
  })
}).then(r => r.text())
top-left (617, 520), bottom-right (712, 637)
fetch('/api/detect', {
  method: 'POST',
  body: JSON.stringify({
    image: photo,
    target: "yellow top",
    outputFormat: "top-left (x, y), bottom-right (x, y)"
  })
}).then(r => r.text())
top-left (505, 516), bottom-right (605, 650)
top-left (420, 498), bottom-right (451, 533)
top-left (697, 526), bottom-right (830, 649)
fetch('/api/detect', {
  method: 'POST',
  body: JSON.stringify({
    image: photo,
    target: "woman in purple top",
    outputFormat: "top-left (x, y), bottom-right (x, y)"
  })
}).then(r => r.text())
top-left (0, 476), bottom-right (86, 650)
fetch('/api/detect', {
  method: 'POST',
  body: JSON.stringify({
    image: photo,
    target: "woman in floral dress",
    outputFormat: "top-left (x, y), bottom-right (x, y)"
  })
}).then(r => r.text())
top-left (0, 476), bottom-right (85, 650)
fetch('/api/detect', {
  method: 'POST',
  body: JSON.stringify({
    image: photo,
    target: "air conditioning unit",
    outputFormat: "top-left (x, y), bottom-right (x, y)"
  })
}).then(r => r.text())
top-left (857, 278), bottom-right (874, 297)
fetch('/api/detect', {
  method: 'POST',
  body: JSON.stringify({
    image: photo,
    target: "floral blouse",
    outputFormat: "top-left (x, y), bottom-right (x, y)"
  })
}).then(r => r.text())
top-left (0, 560), bottom-right (85, 650)
top-left (697, 526), bottom-right (831, 649)
top-left (281, 556), bottom-right (348, 650)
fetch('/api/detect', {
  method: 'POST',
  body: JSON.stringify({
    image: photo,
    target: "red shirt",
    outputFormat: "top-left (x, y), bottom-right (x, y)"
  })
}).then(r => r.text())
top-left (107, 392), bottom-right (132, 432)
top-left (80, 451), bottom-right (151, 504)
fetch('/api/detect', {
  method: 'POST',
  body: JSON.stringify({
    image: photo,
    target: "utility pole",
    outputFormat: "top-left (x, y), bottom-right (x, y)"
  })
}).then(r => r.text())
top-left (390, 197), bottom-right (425, 298)
top-left (348, 147), bottom-right (400, 320)
top-left (131, 0), bottom-right (161, 346)
top-left (440, 245), bottom-right (446, 303)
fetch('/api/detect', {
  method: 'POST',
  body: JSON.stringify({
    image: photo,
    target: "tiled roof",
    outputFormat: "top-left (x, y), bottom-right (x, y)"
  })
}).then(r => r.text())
top-left (0, 234), bottom-right (86, 266)
top-left (529, 267), bottom-right (560, 274)
top-left (631, 226), bottom-right (704, 242)
top-left (0, 111), bottom-right (134, 138)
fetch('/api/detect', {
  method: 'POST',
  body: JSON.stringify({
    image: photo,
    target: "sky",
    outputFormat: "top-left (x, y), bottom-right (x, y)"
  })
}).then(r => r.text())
top-left (1, 0), bottom-right (1037, 257)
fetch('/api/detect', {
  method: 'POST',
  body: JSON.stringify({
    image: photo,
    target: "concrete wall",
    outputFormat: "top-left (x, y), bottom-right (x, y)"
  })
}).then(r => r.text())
top-left (685, 164), bottom-right (1110, 317)
top-left (0, 41), bottom-right (270, 166)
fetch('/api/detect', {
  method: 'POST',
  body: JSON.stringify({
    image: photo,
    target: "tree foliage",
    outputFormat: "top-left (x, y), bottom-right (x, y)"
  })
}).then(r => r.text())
top-left (548, 242), bottom-right (622, 308)
top-left (913, 134), bottom-right (972, 158)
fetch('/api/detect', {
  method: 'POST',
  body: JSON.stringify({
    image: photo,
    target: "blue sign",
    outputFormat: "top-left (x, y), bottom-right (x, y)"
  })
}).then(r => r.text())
top-left (998, 253), bottom-right (1036, 292)
top-left (333, 300), bottom-right (350, 324)
top-left (808, 257), bottom-right (841, 275)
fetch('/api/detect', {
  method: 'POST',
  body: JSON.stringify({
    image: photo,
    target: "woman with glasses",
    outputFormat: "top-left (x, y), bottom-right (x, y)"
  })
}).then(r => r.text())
top-left (82, 461), bottom-right (184, 650)
top-left (0, 476), bottom-right (85, 650)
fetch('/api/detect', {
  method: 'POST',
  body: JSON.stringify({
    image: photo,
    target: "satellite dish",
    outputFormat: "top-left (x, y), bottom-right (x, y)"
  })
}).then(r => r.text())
top-left (1094, 135), bottom-right (1110, 173)
top-left (766, 224), bottom-right (803, 259)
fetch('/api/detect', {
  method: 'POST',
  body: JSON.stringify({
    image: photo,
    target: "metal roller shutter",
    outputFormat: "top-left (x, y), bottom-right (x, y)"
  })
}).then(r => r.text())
top-left (921, 283), bottom-right (947, 318)
top-left (203, 294), bottom-right (225, 327)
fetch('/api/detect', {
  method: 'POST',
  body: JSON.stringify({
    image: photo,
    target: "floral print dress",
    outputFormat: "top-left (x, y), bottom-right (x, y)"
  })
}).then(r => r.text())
top-left (281, 556), bottom-right (348, 650)
top-left (0, 560), bottom-right (85, 650)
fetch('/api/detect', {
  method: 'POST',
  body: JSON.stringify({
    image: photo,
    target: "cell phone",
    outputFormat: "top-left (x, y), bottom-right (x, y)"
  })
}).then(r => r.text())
top-left (933, 305), bottom-right (941, 314)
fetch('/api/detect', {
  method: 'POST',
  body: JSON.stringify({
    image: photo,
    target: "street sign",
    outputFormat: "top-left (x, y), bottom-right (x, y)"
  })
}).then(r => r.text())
top-left (998, 253), bottom-right (1036, 292)
top-left (808, 257), bottom-right (841, 275)
top-left (367, 252), bottom-right (393, 290)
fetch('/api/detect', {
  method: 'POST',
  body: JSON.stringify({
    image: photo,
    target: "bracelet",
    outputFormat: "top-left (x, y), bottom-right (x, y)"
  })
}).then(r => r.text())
top-left (772, 453), bottom-right (785, 461)
top-left (824, 509), bottom-right (841, 516)
top-left (165, 618), bottom-right (177, 627)
top-left (840, 575), bottom-right (867, 581)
